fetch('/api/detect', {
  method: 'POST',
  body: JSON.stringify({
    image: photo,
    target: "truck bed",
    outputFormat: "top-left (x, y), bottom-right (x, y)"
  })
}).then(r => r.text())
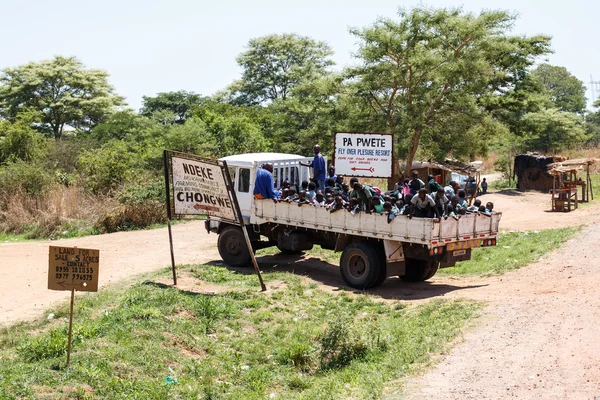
top-left (251, 201), bottom-right (501, 247)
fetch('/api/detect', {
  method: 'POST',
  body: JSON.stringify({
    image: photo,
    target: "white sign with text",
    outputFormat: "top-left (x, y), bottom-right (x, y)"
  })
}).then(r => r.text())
top-left (334, 133), bottom-right (393, 178)
top-left (171, 157), bottom-right (236, 221)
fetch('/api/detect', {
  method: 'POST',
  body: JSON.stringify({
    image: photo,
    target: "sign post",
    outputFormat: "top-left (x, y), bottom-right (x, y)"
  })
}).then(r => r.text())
top-left (163, 150), bottom-right (266, 291)
top-left (333, 132), bottom-right (393, 179)
top-left (48, 245), bottom-right (100, 367)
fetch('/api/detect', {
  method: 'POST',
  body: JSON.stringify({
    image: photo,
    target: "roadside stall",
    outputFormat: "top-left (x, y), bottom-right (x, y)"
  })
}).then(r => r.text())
top-left (547, 158), bottom-right (596, 212)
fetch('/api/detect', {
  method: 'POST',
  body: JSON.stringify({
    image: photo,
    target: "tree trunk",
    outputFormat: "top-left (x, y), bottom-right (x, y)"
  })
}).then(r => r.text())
top-left (404, 127), bottom-right (424, 176)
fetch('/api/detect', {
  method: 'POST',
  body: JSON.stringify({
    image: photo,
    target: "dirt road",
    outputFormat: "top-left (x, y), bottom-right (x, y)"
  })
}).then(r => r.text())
top-left (0, 221), bottom-right (217, 326)
top-left (2, 189), bottom-right (599, 398)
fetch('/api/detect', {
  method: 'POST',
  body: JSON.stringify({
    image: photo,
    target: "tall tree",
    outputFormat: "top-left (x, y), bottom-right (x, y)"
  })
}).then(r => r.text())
top-left (140, 90), bottom-right (206, 124)
top-left (530, 64), bottom-right (587, 114)
top-left (0, 56), bottom-right (124, 139)
top-left (347, 7), bottom-right (551, 178)
top-left (230, 33), bottom-right (334, 105)
top-left (522, 108), bottom-right (588, 153)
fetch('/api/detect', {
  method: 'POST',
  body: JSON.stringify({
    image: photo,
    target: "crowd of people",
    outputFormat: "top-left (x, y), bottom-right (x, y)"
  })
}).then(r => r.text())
top-left (252, 146), bottom-right (495, 223)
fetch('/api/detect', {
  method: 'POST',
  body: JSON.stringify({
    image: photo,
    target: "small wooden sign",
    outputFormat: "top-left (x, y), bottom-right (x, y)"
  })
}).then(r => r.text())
top-left (48, 246), bottom-right (100, 292)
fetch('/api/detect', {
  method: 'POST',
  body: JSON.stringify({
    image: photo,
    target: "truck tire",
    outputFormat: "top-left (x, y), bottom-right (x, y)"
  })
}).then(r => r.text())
top-left (339, 242), bottom-right (381, 290)
top-left (368, 245), bottom-right (388, 288)
top-left (401, 259), bottom-right (438, 282)
top-left (423, 262), bottom-right (439, 280)
top-left (218, 226), bottom-right (251, 268)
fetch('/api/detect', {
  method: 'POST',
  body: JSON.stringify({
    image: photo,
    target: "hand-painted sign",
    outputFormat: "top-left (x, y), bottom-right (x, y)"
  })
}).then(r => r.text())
top-left (171, 156), bottom-right (237, 221)
top-left (334, 133), bottom-right (393, 178)
top-left (48, 246), bottom-right (99, 292)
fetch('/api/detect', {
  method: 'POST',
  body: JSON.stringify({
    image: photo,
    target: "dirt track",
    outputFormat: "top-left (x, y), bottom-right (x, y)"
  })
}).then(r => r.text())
top-left (0, 221), bottom-right (217, 325)
top-left (2, 190), bottom-right (600, 398)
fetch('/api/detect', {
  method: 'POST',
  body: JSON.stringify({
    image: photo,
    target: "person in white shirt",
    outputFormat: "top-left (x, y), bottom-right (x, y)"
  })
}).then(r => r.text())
top-left (409, 188), bottom-right (436, 218)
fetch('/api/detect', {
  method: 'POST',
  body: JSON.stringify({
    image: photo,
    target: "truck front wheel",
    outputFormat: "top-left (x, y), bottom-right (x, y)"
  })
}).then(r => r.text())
top-left (218, 226), bottom-right (251, 267)
top-left (339, 242), bottom-right (380, 289)
top-left (401, 259), bottom-right (439, 282)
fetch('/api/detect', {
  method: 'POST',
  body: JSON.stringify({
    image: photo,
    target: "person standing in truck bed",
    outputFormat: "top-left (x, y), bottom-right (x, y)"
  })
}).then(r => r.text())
top-left (300, 144), bottom-right (326, 191)
top-left (253, 163), bottom-right (277, 200)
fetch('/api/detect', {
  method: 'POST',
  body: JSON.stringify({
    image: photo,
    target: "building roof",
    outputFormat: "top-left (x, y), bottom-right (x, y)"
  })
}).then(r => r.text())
top-left (219, 152), bottom-right (310, 167)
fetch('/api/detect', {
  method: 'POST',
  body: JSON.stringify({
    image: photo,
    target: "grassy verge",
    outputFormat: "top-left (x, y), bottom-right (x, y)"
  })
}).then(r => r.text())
top-left (0, 265), bottom-right (478, 400)
top-left (260, 227), bottom-right (579, 278)
top-left (439, 227), bottom-right (580, 276)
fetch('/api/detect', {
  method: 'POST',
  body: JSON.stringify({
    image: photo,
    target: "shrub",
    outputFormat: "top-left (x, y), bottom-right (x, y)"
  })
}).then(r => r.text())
top-left (77, 140), bottom-right (136, 194)
top-left (95, 177), bottom-right (167, 233)
top-left (0, 160), bottom-right (54, 199)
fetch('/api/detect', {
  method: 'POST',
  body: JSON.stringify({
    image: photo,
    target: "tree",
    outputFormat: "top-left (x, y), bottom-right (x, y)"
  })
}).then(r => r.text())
top-left (230, 33), bottom-right (334, 105)
top-left (347, 7), bottom-right (551, 179)
top-left (0, 56), bottom-right (124, 139)
top-left (531, 64), bottom-right (587, 114)
top-left (0, 110), bottom-right (46, 163)
top-left (523, 108), bottom-right (588, 153)
top-left (140, 90), bottom-right (206, 124)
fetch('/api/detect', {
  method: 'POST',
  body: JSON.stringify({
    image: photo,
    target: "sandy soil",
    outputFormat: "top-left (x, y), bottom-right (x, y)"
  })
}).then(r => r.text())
top-left (0, 221), bottom-right (218, 326)
top-left (395, 217), bottom-right (600, 399)
top-left (1, 188), bottom-right (599, 398)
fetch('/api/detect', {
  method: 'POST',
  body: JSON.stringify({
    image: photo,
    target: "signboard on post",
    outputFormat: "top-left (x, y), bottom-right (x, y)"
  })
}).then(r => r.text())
top-left (48, 245), bottom-right (100, 366)
top-left (48, 246), bottom-right (99, 292)
top-left (171, 157), bottom-right (237, 222)
top-left (334, 132), bottom-right (393, 178)
top-left (163, 150), bottom-right (266, 291)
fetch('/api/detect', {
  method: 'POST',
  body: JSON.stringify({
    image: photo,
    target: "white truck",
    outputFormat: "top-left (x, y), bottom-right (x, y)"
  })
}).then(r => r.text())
top-left (206, 153), bottom-right (501, 289)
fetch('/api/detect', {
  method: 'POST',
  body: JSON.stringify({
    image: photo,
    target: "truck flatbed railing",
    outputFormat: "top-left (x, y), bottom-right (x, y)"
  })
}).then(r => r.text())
top-left (251, 201), bottom-right (501, 247)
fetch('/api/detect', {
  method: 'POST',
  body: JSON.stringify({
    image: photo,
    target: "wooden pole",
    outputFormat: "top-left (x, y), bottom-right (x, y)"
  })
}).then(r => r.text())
top-left (222, 161), bottom-right (266, 292)
top-left (163, 151), bottom-right (177, 285)
top-left (66, 288), bottom-right (75, 367)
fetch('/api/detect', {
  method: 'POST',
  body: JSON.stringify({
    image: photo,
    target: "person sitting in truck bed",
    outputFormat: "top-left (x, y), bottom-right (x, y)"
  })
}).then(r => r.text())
top-left (328, 195), bottom-right (347, 213)
top-left (400, 193), bottom-right (413, 215)
top-left (433, 188), bottom-right (449, 217)
top-left (253, 163), bottom-right (277, 200)
top-left (409, 188), bottom-right (437, 218)
top-left (324, 178), bottom-right (336, 195)
top-left (295, 190), bottom-right (311, 206)
top-left (457, 189), bottom-right (468, 208)
top-left (369, 197), bottom-right (384, 213)
top-left (313, 191), bottom-right (326, 206)
top-left (444, 181), bottom-right (458, 200)
top-left (306, 182), bottom-right (317, 202)
top-left (409, 170), bottom-right (425, 195)
top-left (349, 182), bottom-right (373, 211)
top-left (467, 199), bottom-right (482, 212)
top-left (428, 175), bottom-right (444, 194)
top-left (485, 202), bottom-right (494, 214)
top-left (335, 175), bottom-right (344, 189)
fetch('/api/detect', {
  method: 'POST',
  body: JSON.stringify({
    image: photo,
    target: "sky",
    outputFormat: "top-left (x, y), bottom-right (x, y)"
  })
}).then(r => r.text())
top-left (2, 0), bottom-right (598, 110)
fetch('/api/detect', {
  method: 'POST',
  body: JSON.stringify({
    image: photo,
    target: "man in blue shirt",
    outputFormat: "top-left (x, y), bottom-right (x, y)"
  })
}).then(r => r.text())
top-left (300, 144), bottom-right (326, 191)
top-left (253, 163), bottom-right (277, 200)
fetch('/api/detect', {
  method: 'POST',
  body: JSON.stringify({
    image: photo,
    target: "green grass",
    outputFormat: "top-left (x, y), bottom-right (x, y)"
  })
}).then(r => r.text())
top-left (260, 227), bottom-right (579, 278)
top-left (0, 231), bottom-right (30, 243)
top-left (439, 227), bottom-right (580, 276)
top-left (0, 265), bottom-right (479, 400)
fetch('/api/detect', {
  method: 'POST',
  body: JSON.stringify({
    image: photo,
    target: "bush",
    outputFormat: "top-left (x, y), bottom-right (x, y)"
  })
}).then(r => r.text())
top-left (0, 160), bottom-right (54, 199)
top-left (77, 140), bottom-right (136, 194)
top-left (319, 318), bottom-right (376, 370)
top-left (95, 177), bottom-right (167, 233)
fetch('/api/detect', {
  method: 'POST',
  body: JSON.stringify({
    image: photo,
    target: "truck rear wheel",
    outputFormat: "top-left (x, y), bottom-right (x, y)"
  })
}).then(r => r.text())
top-left (218, 226), bottom-right (251, 268)
top-left (401, 259), bottom-right (438, 282)
top-left (339, 242), bottom-right (381, 289)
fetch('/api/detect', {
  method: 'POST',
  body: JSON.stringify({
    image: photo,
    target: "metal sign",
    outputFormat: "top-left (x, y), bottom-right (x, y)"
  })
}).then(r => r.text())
top-left (48, 246), bottom-right (99, 292)
top-left (334, 132), bottom-right (393, 178)
top-left (171, 156), bottom-right (237, 222)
